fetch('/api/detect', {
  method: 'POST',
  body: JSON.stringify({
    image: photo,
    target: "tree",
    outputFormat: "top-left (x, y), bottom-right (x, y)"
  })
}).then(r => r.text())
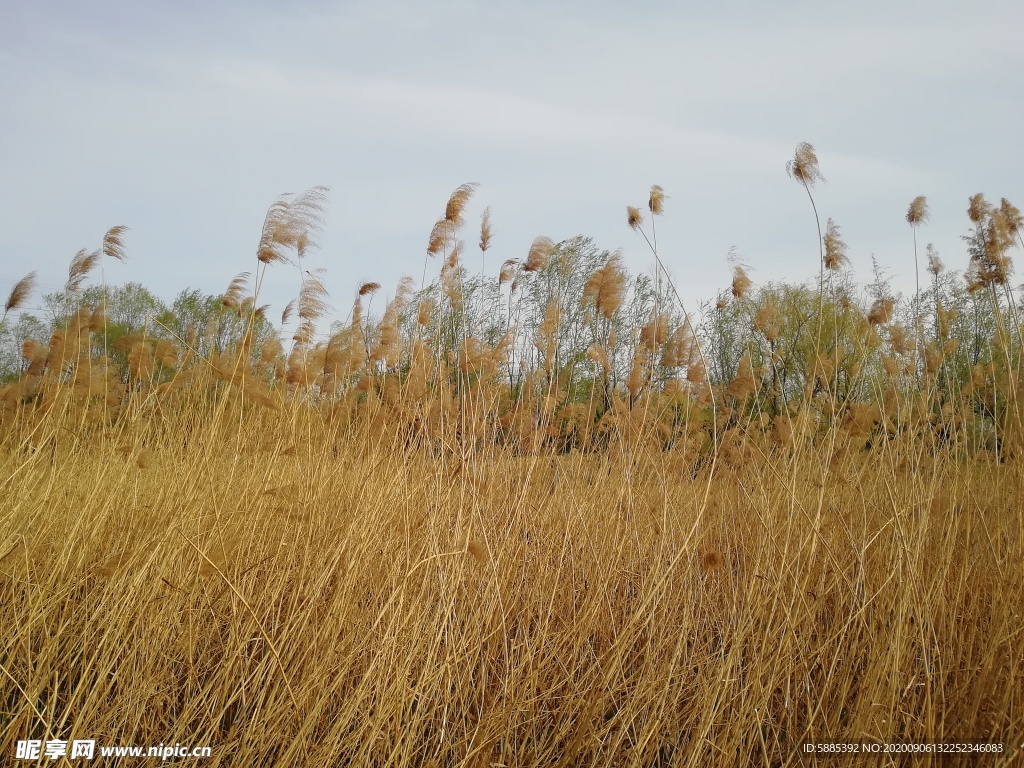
top-left (0, 313), bottom-right (49, 381)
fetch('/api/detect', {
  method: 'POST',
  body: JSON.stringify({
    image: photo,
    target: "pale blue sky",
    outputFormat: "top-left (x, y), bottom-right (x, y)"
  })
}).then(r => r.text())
top-left (2, 0), bottom-right (1022, 332)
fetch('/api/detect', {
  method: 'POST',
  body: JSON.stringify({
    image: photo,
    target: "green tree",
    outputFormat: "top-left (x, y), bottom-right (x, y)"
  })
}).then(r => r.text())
top-left (0, 313), bottom-right (49, 381)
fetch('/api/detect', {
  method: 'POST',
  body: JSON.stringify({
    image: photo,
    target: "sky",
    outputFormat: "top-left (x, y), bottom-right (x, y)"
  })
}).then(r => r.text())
top-left (2, 0), bottom-right (1022, 336)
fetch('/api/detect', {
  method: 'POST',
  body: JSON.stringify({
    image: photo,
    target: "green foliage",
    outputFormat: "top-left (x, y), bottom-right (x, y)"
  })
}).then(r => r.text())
top-left (0, 314), bottom-right (49, 382)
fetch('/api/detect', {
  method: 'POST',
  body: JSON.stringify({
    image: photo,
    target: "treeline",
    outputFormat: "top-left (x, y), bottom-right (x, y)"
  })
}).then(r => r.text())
top-left (2, 173), bottom-right (1023, 458)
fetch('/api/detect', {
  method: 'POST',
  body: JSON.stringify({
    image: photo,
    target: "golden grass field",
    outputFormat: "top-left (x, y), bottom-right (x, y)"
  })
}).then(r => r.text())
top-left (2, 155), bottom-right (1024, 765)
top-left (3, 405), bottom-right (1022, 765)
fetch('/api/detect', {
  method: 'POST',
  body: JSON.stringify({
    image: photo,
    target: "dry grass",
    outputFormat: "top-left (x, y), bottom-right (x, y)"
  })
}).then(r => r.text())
top-left (1, 397), bottom-right (1021, 765)
top-left (1, 172), bottom-right (1023, 766)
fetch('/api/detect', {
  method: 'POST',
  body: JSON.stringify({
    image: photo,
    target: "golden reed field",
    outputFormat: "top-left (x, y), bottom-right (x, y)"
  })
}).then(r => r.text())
top-left (2, 145), bottom-right (1023, 765)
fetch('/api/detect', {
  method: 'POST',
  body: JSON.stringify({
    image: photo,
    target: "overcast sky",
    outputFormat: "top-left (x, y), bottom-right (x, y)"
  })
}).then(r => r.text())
top-left (2, 0), bottom-right (1022, 333)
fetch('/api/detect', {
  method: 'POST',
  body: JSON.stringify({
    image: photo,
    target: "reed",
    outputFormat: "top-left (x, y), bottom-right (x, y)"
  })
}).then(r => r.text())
top-left (1, 168), bottom-right (1022, 768)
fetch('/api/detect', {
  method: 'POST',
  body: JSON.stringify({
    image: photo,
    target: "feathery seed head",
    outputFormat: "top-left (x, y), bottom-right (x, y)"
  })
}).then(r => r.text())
top-left (726, 354), bottom-right (758, 400)
top-left (222, 272), bottom-right (251, 311)
top-left (394, 275), bottom-right (416, 309)
top-left (968, 193), bottom-right (991, 224)
top-left (936, 303), bottom-right (953, 339)
top-left (427, 217), bottom-right (452, 256)
top-left (888, 324), bottom-right (911, 355)
top-left (298, 268), bottom-right (331, 323)
top-left (89, 306), bottom-right (106, 333)
top-left (257, 186), bottom-right (329, 265)
top-left (926, 244), bottom-right (943, 275)
top-left (686, 361), bottom-right (707, 384)
top-left (868, 297), bottom-right (894, 326)
top-left (640, 313), bottom-right (669, 351)
top-left (823, 218), bottom-right (849, 271)
top-left (444, 183), bottom-right (478, 227)
top-left (648, 185), bottom-right (665, 215)
top-left (292, 318), bottom-right (316, 347)
top-left (102, 225), bottom-right (129, 262)
top-left (786, 142), bottom-right (825, 187)
top-left (479, 207), bottom-right (493, 253)
top-left (627, 206), bottom-right (644, 231)
top-left (587, 344), bottom-right (609, 369)
top-left (444, 241), bottom-right (462, 271)
top-left (754, 300), bottom-right (780, 341)
top-left (4, 271), bottom-right (37, 317)
top-left (258, 199), bottom-right (292, 264)
top-left (906, 196), bottom-right (929, 226)
top-left (582, 253), bottom-right (626, 319)
top-left (127, 341), bottom-right (155, 380)
top-left (499, 259), bottom-right (519, 286)
top-left (67, 248), bottom-right (99, 293)
top-left (281, 300), bottom-right (295, 326)
top-left (772, 415), bottom-right (793, 446)
top-left (999, 198), bottom-right (1022, 237)
top-left (358, 282), bottom-right (381, 297)
top-left (260, 335), bottom-right (283, 365)
top-left (22, 338), bottom-right (45, 363)
top-left (417, 299), bottom-right (434, 326)
top-left (731, 266), bottom-right (753, 298)
top-left (661, 324), bottom-right (695, 368)
top-left (524, 236), bottom-right (554, 272)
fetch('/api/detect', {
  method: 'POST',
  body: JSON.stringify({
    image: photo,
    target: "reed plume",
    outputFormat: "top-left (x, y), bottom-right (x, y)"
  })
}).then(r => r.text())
top-left (648, 185), bottom-right (665, 215)
top-left (102, 225), bottom-right (129, 263)
top-left (786, 142), bottom-right (824, 187)
top-left (3, 271), bottom-right (37, 322)
top-left (499, 259), bottom-right (519, 286)
top-left (906, 196), bottom-right (929, 227)
top-left (726, 353), bottom-right (758, 400)
top-left (906, 196), bottom-right (929, 369)
top-left (731, 266), bottom-right (752, 299)
top-left (626, 206), bottom-right (643, 231)
top-left (965, 194), bottom-right (1014, 291)
top-left (222, 272), bottom-right (251, 311)
top-left (257, 187), bottom-right (329, 266)
top-left (822, 219), bottom-right (848, 271)
top-left (479, 207), bottom-right (493, 254)
top-left (427, 218), bottom-right (452, 257)
top-left (444, 183), bottom-right (478, 228)
top-left (281, 300), bottom-right (295, 327)
top-left (358, 282), bottom-right (381, 297)
top-left (639, 313), bottom-right (669, 351)
top-left (968, 193), bottom-right (992, 224)
top-left (999, 198), bottom-right (1022, 259)
top-left (4, 170), bottom-right (1024, 768)
top-left (787, 141), bottom-right (827, 332)
top-left (298, 269), bottom-right (331, 325)
top-left (754, 300), bottom-right (780, 342)
top-left (582, 253), bottom-right (626, 319)
top-left (66, 248), bottom-right (99, 294)
top-left (661, 323), bottom-right (696, 368)
top-left (868, 297), bottom-right (894, 326)
top-left (524, 237), bottom-right (555, 272)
